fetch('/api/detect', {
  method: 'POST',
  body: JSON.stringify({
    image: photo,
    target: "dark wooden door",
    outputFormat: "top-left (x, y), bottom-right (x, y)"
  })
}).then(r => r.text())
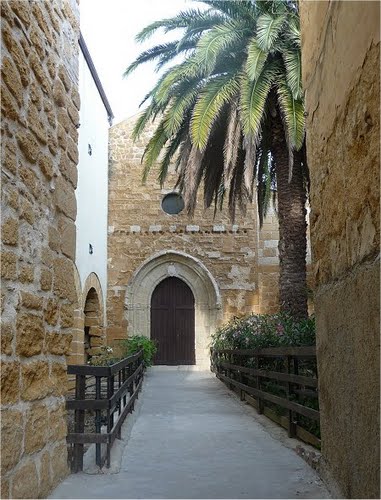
top-left (151, 277), bottom-right (195, 365)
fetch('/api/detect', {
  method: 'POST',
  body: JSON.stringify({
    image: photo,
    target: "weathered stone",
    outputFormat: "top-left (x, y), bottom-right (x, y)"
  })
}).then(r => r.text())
top-left (2, 23), bottom-right (29, 86)
top-left (16, 131), bottom-right (39, 163)
top-left (21, 361), bottom-right (50, 401)
top-left (1, 218), bottom-right (18, 246)
top-left (1, 409), bottom-right (23, 473)
top-left (53, 257), bottom-right (76, 302)
top-left (45, 332), bottom-right (72, 355)
top-left (19, 166), bottom-right (39, 197)
top-left (59, 154), bottom-right (78, 188)
top-left (1, 83), bottom-right (19, 122)
top-left (1, 477), bottom-right (9, 500)
top-left (19, 291), bottom-right (43, 310)
top-left (50, 362), bottom-right (67, 396)
top-left (40, 268), bottom-right (53, 291)
top-left (50, 442), bottom-right (69, 487)
top-left (20, 197), bottom-right (35, 226)
top-left (19, 264), bottom-right (35, 283)
top-left (11, 460), bottom-right (39, 500)
top-left (24, 403), bottom-right (49, 454)
top-left (29, 25), bottom-right (46, 60)
top-left (16, 312), bottom-right (44, 357)
top-left (1, 361), bottom-right (20, 404)
top-left (58, 215), bottom-right (76, 260)
top-left (90, 336), bottom-right (103, 347)
top-left (53, 78), bottom-right (66, 107)
top-left (66, 136), bottom-right (79, 164)
top-left (1, 322), bottom-right (13, 355)
top-left (10, 0), bottom-right (31, 26)
top-left (1, 251), bottom-right (17, 280)
top-left (48, 403), bottom-right (67, 441)
top-left (71, 87), bottom-right (80, 110)
top-left (44, 298), bottom-right (59, 326)
top-left (1, 57), bottom-right (23, 106)
top-left (30, 52), bottom-right (51, 94)
top-left (49, 226), bottom-right (61, 252)
top-left (54, 176), bottom-right (77, 220)
top-left (38, 450), bottom-right (52, 498)
top-left (60, 302), bottom-right (75, 328)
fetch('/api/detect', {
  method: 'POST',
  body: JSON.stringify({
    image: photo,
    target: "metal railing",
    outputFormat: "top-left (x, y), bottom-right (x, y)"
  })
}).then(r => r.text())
top-left (66, 350), bottom-right (144, 472)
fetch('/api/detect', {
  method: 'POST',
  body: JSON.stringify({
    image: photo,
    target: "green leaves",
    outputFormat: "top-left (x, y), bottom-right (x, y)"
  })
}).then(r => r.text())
top-left (125, 0), bottom-right (306, 217)
top-left (277, 83), bottom-right (305, 151)
top-left (256, 13), bottom-right (286, 51)
top-left (191, 73), bottom-right (240, 151)
top-left (283, 48), bottom-right (302, 100)
top-left (246, 38), bottom-right (268, 81)
top-left (240, 63), bottom-right (278, 138)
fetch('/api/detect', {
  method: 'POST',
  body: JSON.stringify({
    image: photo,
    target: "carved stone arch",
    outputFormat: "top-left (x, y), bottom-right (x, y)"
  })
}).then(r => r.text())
top-left (125, 251), bottom-right (222, 368)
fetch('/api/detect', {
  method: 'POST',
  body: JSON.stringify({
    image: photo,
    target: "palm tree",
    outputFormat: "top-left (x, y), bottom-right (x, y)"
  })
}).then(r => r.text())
top-left (124, 0), bottom-right (308, 319)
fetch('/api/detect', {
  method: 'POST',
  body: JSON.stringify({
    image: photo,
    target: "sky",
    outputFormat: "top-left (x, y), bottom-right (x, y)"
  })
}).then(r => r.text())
top-left (80, 0), bottom-right (196, 124)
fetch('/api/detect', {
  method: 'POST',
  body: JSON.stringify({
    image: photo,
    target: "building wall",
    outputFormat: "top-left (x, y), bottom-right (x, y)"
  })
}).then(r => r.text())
top-left (107, 116), bottom-right (280, 365)
top-left (300, 1), bottom-right (380, 497)
top-left (75, 49), bottom-right (109, 314)
top-left (1, 1), bottom-right (80, 497)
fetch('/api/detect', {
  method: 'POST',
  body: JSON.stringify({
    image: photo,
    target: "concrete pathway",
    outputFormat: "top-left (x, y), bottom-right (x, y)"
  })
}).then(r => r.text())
top-left (50, 368), bottom-right (329, 499)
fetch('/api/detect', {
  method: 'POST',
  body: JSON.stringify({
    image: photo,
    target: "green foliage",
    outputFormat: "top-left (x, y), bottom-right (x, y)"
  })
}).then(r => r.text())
top-left (87, 346), bottom-right (120, 366)
top-left (120, 335), bottom-right (157, 367)
top-left (211, 312), bottom-right (315, 351)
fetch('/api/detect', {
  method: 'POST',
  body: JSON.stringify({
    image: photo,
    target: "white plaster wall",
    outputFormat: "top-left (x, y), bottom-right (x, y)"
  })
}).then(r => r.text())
top-left (76, 51), bottom-right (109, 315)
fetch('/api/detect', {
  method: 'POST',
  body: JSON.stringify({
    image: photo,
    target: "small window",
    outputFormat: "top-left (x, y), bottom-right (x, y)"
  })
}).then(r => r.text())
top-left (161, 192), bottom-right (184, 215)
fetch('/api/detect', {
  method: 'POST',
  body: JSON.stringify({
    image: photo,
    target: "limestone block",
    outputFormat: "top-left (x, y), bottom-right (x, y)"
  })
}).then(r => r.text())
top-left (45, 332), bottom-right (72, 355)
top-left (11, 460), bottom-right (39, 500)
top-left (19, 291), bottom-right (43, 310)
top-left (16, 312), bottom-right (44, 357)
top-left (60, 302), bottom-right (75, 327)
top-left (48, 404), bottom-right (67, 441)
top-left (40, 268), bottom-right (53, 291)
top-left (50, 442), bottom-right (69, 487)
top-left (1, 57), bottom-right (23, 106)
top-left (21, 361), bottom-right (50, 401)
top-left (16, 131), bottom-right (39, 163)
top-left (44, 298), bottom-right (59, 326)
top-left (1, 322), bottom-right (13, 355)
top-left (39, 154), bottom-right (54, 179)
top-left (54, 176), bottom-right (77, 221)
top-left (24, 403), bottom-right (49, 454)
top-left (50, 362), bottom-right (68, 396)
top-left (58, 216), bottom-right (76, 260)
top-left (0, 409), bottom-right (23, 473)
top-left (1, 251), bottom-right (17, 280)
top-left (53, 257), bottom-right (77, 301)
top-left (1, 218), bottom-right (18, 246)
top-left (90, 336), bottom-right (103, 347)
top-left (38, 451), bottom-right (52, 498)
top-left (1, 361), bottom-right (20, 404)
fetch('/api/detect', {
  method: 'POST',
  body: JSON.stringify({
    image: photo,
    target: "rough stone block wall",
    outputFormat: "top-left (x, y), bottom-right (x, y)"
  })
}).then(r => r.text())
top-left (107, 116), bottom-right (280, 346)
top-left (1, 1), bottom-right (80, 497)
top-left (300, 1), bottom-right (380, 497)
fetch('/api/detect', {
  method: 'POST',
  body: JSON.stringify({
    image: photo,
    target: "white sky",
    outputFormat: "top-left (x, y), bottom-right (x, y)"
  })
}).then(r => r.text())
top-left (80, 0), bottom-right (196, 124)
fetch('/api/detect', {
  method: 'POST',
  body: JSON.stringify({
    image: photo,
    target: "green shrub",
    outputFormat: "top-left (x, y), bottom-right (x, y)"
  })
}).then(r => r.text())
top-left (211, 312), bottom-right (315, 351)
top-left (87, 346), bottom-right (120, 366)
top-left (120, 335), bottom-right (157, 367)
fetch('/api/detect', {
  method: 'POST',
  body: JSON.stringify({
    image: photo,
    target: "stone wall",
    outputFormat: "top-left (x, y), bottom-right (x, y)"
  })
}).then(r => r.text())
top-left (1, 1), bottom-right (80, 497)
top-left (107, 116), bottom-right (280, 361)
top-left (300, 1), bottom-right (380, 497)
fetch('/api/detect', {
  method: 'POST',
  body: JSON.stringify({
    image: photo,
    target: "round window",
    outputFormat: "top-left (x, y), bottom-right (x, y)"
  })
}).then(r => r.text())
top-left (161, 192), bottom-right (185, 215)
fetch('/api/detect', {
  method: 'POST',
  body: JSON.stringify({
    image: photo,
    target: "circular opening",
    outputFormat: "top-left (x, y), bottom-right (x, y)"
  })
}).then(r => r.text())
top-left (161, 192), bottom-right (185, 215)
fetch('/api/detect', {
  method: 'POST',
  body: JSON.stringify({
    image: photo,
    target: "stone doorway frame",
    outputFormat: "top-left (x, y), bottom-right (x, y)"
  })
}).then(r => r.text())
top-left (125, 251), bottom-right (222, 368)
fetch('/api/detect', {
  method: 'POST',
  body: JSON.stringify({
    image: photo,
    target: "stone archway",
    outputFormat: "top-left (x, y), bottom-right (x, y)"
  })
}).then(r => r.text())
top-left (125, 251), bottom-right (222, 368)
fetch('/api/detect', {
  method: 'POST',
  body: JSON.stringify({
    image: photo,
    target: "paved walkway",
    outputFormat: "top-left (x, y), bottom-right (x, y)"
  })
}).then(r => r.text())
top-left (51, 368), bottom-right (329, 499)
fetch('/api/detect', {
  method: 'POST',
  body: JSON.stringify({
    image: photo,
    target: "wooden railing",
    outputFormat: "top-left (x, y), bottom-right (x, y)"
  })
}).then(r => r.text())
top-left (66, 350), bottom-right (144, 472)
top-left (211, 346), bottom-right (320, 446)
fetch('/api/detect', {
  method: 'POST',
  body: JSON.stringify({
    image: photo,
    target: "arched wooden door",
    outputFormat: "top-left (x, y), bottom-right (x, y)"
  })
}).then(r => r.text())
top-left (151, 277), bottom-right (195, 365)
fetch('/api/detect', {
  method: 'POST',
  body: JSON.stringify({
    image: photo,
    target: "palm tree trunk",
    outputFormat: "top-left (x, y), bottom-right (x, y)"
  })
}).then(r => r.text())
top-left (271, 117), bottom-right (308, 319)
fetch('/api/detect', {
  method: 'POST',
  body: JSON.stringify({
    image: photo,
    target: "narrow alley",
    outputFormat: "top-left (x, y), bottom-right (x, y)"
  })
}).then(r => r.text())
top-left (50, 369), bottom-right (329, 499)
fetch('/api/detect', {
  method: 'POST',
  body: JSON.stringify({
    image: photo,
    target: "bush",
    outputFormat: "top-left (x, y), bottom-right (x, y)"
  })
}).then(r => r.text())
top-left (211, 312), bottom-right (315, 351)
top-left (120, 335), bottom-right (157, 367)
top-left (87, 345), bottom-right (120, 366)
